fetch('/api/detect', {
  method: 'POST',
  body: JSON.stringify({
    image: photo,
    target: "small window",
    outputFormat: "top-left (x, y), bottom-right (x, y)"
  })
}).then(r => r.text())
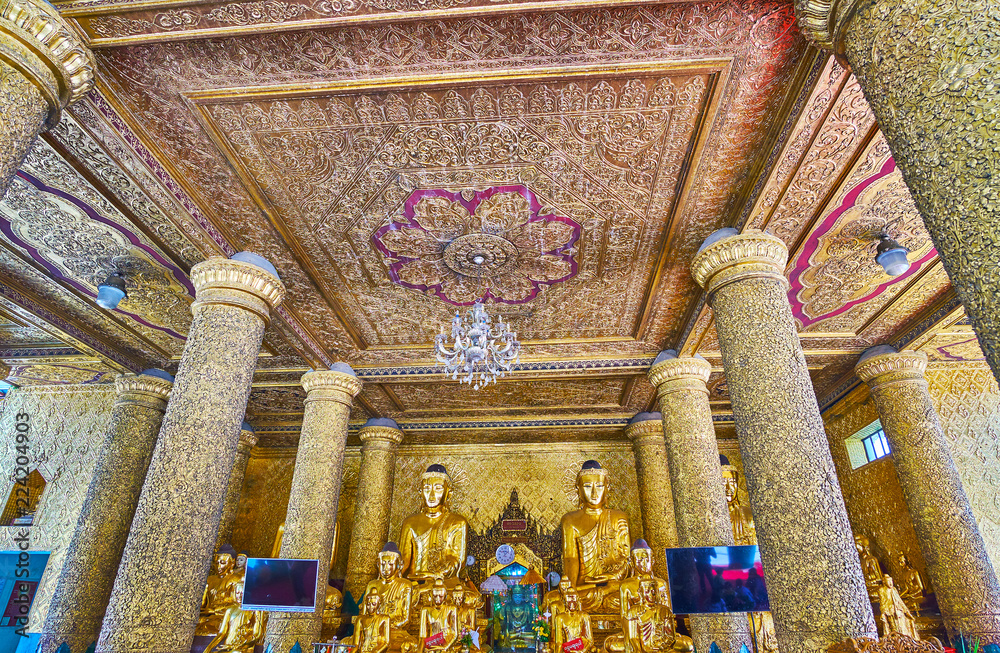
top-left (861, 428), bottom-right (891, 463)
top-left (845, 420), bottom-right (890, 470)
top-left (0, 470), bottom-right (46, 526)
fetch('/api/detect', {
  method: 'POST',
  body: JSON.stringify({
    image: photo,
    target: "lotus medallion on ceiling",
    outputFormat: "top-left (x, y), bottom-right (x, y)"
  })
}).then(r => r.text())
top-left (373, 186), bottom-right (580, 305)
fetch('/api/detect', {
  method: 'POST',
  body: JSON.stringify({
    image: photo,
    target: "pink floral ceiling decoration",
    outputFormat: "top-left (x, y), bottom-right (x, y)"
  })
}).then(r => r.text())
top-left (372, 185), bottom-right (581, 305)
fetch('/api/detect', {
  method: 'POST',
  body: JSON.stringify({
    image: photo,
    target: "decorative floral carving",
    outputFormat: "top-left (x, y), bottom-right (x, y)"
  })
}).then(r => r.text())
top-left (373, 186), bottom-right (579, 305)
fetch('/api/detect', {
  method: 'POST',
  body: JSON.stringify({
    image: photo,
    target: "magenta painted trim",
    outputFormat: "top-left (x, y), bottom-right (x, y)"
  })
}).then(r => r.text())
top-left (5, 171), bottom-right (191, 340)
top-left (936, 337), bottom-right (986, 362)
top-left (373, 185), bottom-right (580, 306)
top-left (786, 157), bottom-right (937, 327)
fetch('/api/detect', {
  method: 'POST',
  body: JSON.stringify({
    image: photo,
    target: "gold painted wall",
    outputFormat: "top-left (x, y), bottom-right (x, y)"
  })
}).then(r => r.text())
top-left (0, 384), bottom-right (115, 632)
top-left (925, 362), bottom-right (1000, 574)
top-left (822, 385), bottom-right (927, 586)
top-left (387, 442), bottom-right (643, 540)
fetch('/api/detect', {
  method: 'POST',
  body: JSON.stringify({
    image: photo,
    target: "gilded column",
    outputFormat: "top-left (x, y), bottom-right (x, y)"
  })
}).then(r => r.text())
top-left (646, 353), bottom-right (751, 653)
top-left (856, 347), bottom-right (1000, 643)
top-left (793, 0), bottom-right (1000, 385)
top-left (96, 253), bottom-right (284, 653)
top-left (264, 364), bottom-right (362, 652)
top-left (36, 370), bottom-right (173, 653)
top-left (343, 417), bottom-right (404, 602)
top-left (214, 422), bottom-right (257, 551)
top-left (692, 229), bottom-right (876, 653)
top-left (0, 0), bottom-right (94, 198)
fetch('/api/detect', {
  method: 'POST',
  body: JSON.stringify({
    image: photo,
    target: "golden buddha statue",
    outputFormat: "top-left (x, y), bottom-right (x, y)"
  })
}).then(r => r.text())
top-left (876, 574), bottom-right (919, 640)
top-left (204, 582), bottom-right (267, 653)
top-left (560, 460), bottom-right (631, 612)
top-left (353, 589), bottom-right (394, 653)
top-left (618, 540), bottom-right (668, 614)
top-left (420, 579), bottom-right (459, 653)
top-left (217, 551), bottom-right (248, 605)
top-left (552, 591), bottom-right (593, 653)
top-left (322, 584), bottom-right (344, 639)
top-left (543, 576), bottom-right (574, 619)
top-left (400, 465), bottom-right (469, 594)
top-left (198, 547), bottom-right (238, 635)
top-left (721, 464), bottom-right (756, 545)
top-left (361, 542), bottom-right (418, 653)
top-left (897, 553), bottom-right (925, 613)
top-left (603, 580), bottom-right (692, 653)
top-left (855, 535), bottom-right (884, 601)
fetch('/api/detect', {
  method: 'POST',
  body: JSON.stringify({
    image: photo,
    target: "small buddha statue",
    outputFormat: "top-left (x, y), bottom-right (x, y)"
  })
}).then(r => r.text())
top-left (217, 551), bottom-right (248, 605)
top-left (362, 542), bottom-right (418, 653)
top-left (399, 465), bottom-right (470, 595)
top-left (560, 461), bottom-right (631, 612)
top-left (552, 591), bottom-right (593, 653)
top-left (204, 582), bottom-right (267, 653)
top-left (352, 589), bottom-right (393, 653)
top-left (420, 579), bottom-right (459, 653)
top-left (604, 580), bottom-right (691, 653)
top-left (854, 535), bottom-right (883, 602)
top-left (618, 540), bottom-right (668, 614)
top-left (505, 585), bottom-right (535, 649)
top-left (198, 547), bottom-right (238, 635)
top-left (876, 574), bottom-right (919, 640)
top-left (721, 464), bottom-right (756, 545)
top-left (543, 576), bottom-right (574, 619)
top-left (896, 553), bottom-right (925, 613)
top-left (322, 584), bottom-right (344, 639)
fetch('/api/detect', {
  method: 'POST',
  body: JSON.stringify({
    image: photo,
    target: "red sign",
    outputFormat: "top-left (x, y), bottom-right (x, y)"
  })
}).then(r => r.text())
top-left (563, 638), bottom-right (585, 652)
top-left (502, 520), bottom-right (528, 531)
top-left (425, 633), bottom-right (446, 647)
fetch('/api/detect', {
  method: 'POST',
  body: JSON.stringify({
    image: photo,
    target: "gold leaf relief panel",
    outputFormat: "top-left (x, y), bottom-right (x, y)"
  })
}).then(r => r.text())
top-left (0, 385), bottom-right (115, 632)
top-left (925, 363), bottom-right (1000, 573)
top-left (387, 442), bottom-right (642, 537)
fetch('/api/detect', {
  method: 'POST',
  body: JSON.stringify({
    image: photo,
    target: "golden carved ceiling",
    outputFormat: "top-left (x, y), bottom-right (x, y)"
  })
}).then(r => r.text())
top-left (0, 0), bottom-right (980, 440)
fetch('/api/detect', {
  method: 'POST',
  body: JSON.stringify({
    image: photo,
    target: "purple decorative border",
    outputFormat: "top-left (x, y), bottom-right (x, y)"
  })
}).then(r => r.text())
top-left (787, 157), bottom-right (938, 328)
top-left (935, 336), bottom-right (986, 362)
top-left (372, 185), bottom-right (580, 306)
top-left (5, 170), bottom-right (191, 340)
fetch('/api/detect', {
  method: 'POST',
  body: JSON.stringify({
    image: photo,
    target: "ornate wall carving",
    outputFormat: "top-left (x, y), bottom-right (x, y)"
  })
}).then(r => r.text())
top-left (0, 384), bottom-right (114, 632)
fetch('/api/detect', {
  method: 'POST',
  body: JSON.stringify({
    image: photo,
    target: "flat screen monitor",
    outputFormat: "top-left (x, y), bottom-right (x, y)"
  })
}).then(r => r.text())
top-left (665, 545), bottom-right (769, 614)
top-left (242, 558), bottom-right (319, 612)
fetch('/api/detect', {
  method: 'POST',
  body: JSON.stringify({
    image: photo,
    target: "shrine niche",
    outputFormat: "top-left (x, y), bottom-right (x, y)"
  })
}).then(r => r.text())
top-left (468, 489), bottom-right (562, 587)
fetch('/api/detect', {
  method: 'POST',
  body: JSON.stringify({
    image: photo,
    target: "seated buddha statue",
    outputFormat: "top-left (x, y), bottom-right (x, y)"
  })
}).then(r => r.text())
top-left (721, 464), bottom-right (756, 545)
top-left (353, 589), bottom-right (393, 653)
top-left (543, 576), bottom-right (574, 619)
top-left (876, 575), bottom-right (919, 640)
top-left (322, 584), bottom-right (344, 639)
top-left (603, 580), bottom-right (692, 653)
top-left (198, 547), bottom-right (238, 635)
top-left (399, 465), bottom-right (470, 598)
top-left (854, 535), bottom-right (884, 602)
top-left (552, 591), bottom-right (593, 653)
top-left (505, 585), bottom-right (535, 649)
top-left (896, 553), bottom-right (925, 613)
top-left (361, 543), bottom-right (417, 653)
top-left (560, 461), bottom-right (631, 612)
top-left (217, 551), bottom-right (248, 605)
top-left (204, 582), bottom-right (267, 653)
top-left (618, 540), bottom-right (667, 614)
top-left (420, 580), bottom-right (459, 653)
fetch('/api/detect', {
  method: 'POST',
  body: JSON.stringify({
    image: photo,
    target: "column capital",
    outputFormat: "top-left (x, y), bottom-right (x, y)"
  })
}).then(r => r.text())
top-left (692, 229), bottom-right (788, 295)
top-left (301, 367), bottom-right (362, 406)
top-left (115, 372), bottom-right (173, 410)
top-left (238, 425), bottom-right (258, 450)
top-left (855, 348), bottom-right (928, 390)
top-left (624, 414), bottom-right (663, 442)
top-left (190, 256), bottom-right (285, 324)
top-left (648, 354), bottom-right (712, 396)
top-left (793, 0), bottom-right (862, 54)
top-left (0, 0), bottom-right (95, 125)
top-left (359, 418), bottom-right (403, 445)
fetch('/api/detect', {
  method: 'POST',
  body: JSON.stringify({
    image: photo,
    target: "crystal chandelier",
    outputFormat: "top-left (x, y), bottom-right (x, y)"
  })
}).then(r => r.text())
top-left (435, 302), bottom-right (521, 389)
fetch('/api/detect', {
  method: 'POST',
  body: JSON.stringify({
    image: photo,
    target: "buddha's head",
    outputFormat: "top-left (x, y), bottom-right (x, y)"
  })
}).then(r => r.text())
top-left (366, 588), bottom-right (383, 613)
top-left (657, 586), bottom-right (670, 607)
top-left (721, 465), bottom-right (739, 504)
top-left (235, 552), bottom-right (248, 571)
top-left (379, 542), bottom-right (402, 579)
top-left (558, 575), bottom-right (572, 594)
top-left (214, 548), bottom-right (236, 576)
top-left (422, 464), bottom-right (452, 511)
top-left (854, 534), bottom-right (870, 555)
top-left (432, 579), bottom-right (447, 606)
top-left (452, 587), bottom-right (466, 606)
top-left (641, 580), bottom-right (657, 604)
top-left (883, 574), bottom-right (894, 588)
top-left (576, 460), bottom-right (608, 509)
top-left (898, 553), bottom-right (910, 567)
top-left (233, 582), bottom-right (245, 605)
top-left (630, 539), bottom-right (653, 575)
top-left (564, 590), bottom-right (580, 613)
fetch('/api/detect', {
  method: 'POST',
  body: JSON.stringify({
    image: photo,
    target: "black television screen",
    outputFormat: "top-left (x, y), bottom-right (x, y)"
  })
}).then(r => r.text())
top-left (242, 558), bottom-right (319, 612)
top-left (665, 545), bottom-right (769, 614)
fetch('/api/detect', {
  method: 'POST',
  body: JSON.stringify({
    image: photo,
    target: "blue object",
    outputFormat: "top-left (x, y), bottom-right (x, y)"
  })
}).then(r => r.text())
top-left (875, 236), bottom-right (910, 276)
top-left (710, 643), bottom-right (723, 653)
top-left (290, 642), bottom-right (303, 653)
top-left (95, 275), bottom-right (126, 310)
top-left (231, 251), bottom-right (280, 279)
top-left (56, 644), bottom-right (70, 653)
top-left (740, 645), bottom-right (751, 653)
top-left (139, 369), bottom-right (174, 382)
